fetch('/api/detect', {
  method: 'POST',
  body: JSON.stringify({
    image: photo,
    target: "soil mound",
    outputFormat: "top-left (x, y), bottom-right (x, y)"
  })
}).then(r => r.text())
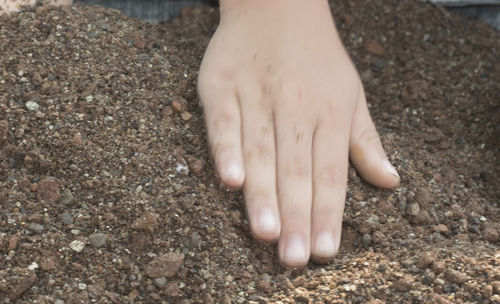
top-left (0, 1), bottom-right (498, 303)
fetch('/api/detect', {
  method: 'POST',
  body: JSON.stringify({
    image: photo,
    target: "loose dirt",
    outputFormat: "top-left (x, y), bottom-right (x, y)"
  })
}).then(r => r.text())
top-left (0, 0), bottom-right (499, 303)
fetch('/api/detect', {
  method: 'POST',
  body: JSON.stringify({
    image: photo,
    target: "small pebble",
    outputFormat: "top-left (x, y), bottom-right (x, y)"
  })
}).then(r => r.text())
top-left (433, 224), bottom-right (449, 234)
top-left (482, 285), bottom-right (493, 298)
top-left (78, 283), bottom-right (87, 290)
top-left (36, 178), bottom-right (61, 204)
top-left (362, 233), bottom-right (372, 246)
top-left (170, 100), bottom-right (184, 113)
top-left (145, 252), bottom-right (185, 278)
top-left (60, 189), bottom-right (75, 205)
top-left (88, 233), bottom-right (107, 248)
top-left (445, 269), bottom-right (469, 284)
top-left (154, 277), bottom-right (167, 288)
top-left (415, 188), bottom-right (432, 208)
top-left (28, 223), bottom-right (44, 234)
top-left (59, 213), bottom-right (74, 225)
top-left (417, 252), bottom-right (435, 269)
top-left (28, 262), bottom-right (39, 271)
top-left (25, 101), bottom-right (39, 111)
top-left (181, 111), bottom-right (192, 121)
top-left (69, 240), bottom-right (86, 252)
top-left (131, 212), bottom-right (160, 233)
top-left (186, 156), bottom-right (204, 175)
top-left (190, 233), bottom-right (202, 249)
top-left (483, 228), bottom-right (499, 243)
top-left (293, 276), bottom-right (307, 287)
top-left (392, 276), bottom-right (414, 292)
top-left (407, 202), bottom-right (420, 216)
top-left (492, 281), bottom-right (500, 294)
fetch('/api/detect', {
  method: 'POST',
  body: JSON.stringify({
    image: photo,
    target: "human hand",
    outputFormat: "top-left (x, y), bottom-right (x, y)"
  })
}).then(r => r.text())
top-left (198, 0), bottom-right (399, 267)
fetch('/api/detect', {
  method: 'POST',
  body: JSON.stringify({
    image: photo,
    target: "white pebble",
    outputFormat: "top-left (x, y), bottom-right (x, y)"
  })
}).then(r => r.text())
top-left (25, 101), bottom-right (39, 111)
top-left (69, 240), bottom-right (86, 252)
top-left (28, 262), bottom-right (39, 271)
top-left (175, 161), bottom-right (189, 174)
top-left (78, 283), bottom-right (87, 290)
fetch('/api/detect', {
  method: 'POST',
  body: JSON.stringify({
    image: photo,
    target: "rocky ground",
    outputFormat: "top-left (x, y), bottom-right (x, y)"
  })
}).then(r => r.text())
top-left (0, 0), bottom-right (499, 303)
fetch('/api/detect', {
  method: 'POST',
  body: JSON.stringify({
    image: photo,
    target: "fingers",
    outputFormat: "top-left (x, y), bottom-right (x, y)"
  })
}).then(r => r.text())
top-left (310, 120), bottom-right (349, 261)
top-left (240, 88), bottom-right (281, 242)
top-left (350, 88), bottom-right (400, 189)
top-left (275, 110), bottom-right (314, 268)
top-left (198, 81), bottom-right (245, 188)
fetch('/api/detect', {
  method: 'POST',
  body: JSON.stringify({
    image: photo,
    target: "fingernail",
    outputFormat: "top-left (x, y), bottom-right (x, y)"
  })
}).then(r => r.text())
top-left (314, 231), bottom-right (336, 257)
top-left (224, 161), bottom-right (244, 184)
top-left (258, 208), bottom-right (278, 234)
top-left (284, 236), bottom-right (307, 264)
top-left (383, 159), bottom-right (400, 180)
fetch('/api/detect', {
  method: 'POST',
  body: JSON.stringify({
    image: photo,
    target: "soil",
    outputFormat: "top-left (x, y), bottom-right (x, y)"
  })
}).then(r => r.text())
top-left (0, 1), bottom-right (499, 303)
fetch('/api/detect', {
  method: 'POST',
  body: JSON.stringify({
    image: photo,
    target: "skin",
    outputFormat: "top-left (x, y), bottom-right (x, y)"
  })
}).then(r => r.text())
top-left (4, 0), bottom-right (400, 268)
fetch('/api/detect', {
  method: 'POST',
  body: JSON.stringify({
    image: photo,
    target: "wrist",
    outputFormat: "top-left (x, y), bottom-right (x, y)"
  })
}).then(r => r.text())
top-left (218, 0), bottom-right (341, 46)
top-left (219, 0), bottom-right (332, 20)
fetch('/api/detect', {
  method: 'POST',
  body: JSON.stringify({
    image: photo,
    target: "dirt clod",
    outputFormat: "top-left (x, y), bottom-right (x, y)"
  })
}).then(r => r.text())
top-left (483, 228), bottom-right (499, 243)
top-left (145, 252), bottom-right (185, 278)
top-left (445, 269), bottom-right (470, 284)
top-left (131, 212), bottom-right (160, 233)
top-left (433, 224), bottom-right (449, 234)
top-left (36, 178), bottom-right (60, 204)
top-left (392, 275), bottom-right (415, 292)
top-left (417, 252), bottom-right (435, 269)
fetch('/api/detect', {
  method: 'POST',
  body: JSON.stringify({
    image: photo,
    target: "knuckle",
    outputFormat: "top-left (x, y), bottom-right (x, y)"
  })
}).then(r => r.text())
top-left (245, 188), bottom-right (273, 206)
top-left (209, 110), bottom-right (237, 130)
top-left (211, 142), bottom-right (232, 160)
top-left (273, 82), bottom-right (306, 107)
top-left (245, 142), bottom-right (274, 164)
top-left (356, 126), bottom-right (381, 146)
top-left (315, 165), bottom-right (346, 189)
top-left (313, 206), bottom-right (338, 219)
top-left (197, 78), bottom-right (220, 99)
top-left (282, 161), bottom-right (310, 179)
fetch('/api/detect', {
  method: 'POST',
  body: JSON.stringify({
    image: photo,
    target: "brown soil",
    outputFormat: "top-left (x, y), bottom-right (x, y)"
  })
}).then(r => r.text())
top-left (0, 1), bottom-right (499, 303)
